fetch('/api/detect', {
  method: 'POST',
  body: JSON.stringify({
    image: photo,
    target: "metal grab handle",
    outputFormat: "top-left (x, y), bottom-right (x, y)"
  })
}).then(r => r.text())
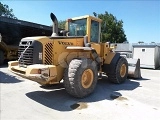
top-left (18, 41), bottom-right (30, 62)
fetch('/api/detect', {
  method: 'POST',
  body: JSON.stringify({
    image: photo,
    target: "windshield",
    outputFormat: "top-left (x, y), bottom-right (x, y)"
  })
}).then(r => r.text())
top-left (68, 19), bottom-right (87, 36)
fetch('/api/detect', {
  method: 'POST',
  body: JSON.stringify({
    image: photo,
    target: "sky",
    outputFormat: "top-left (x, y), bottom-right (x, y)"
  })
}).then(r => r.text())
top-left (1, 0), bottom-right (160, 43)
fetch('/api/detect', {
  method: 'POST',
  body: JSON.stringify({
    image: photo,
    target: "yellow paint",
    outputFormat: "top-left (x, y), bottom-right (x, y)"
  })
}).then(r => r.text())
top-left (87, 17), bottom-right (91, 42)
top-left (104, 52), bottom-right (116, 64)
top-left (81, 69), bottom-right (94, 89)
top-left (91, 43), bottom-right (101, 55)
top-left (8, 14), bottom-right (118, 85)
top-left (66, 15), bottom-right (102, 43)
top-left (120, 64), bottom-right (127, 77)
top-left (8, 61), bottom-right (18, 67)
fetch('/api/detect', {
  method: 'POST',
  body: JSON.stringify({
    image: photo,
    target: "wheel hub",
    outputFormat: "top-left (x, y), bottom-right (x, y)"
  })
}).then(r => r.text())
top-left (120, 64), bottom-right (126, 77)
top-left (81, 69), bottom-right (93, 89)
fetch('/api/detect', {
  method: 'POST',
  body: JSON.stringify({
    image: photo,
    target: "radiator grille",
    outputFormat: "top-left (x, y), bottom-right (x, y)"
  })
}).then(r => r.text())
top-left (44, 43), bottom-right (53, 65)
top-left (18, 45), bottom-right (33, 66)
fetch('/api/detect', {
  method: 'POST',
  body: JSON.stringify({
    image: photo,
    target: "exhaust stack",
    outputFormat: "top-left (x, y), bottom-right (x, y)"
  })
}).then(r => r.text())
top-left (50, 13), bottom-right (58, 36)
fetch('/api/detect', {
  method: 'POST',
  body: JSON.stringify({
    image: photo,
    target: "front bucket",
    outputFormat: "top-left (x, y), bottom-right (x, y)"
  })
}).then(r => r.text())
top-left (126, 58), bottom-right (142, 79)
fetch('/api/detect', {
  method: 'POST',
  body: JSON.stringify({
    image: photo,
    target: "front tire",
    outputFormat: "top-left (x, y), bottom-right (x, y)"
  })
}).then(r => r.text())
top-left (107, 57), bottom-right (128, 84)
top-left (63, 59), bottom-right (98, 98)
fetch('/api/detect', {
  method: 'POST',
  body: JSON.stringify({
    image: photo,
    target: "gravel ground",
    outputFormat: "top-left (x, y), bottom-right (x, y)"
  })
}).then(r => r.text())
top-left (0, 65), bottom-right (160, 120)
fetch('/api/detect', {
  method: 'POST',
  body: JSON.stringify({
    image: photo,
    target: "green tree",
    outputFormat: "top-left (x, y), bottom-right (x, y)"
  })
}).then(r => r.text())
top-left (58, 20), bottom-right (65, 29)
top-left (95, 11), bottom-right (127, 43)
top-left (0, 2), bottom-right (17, 19)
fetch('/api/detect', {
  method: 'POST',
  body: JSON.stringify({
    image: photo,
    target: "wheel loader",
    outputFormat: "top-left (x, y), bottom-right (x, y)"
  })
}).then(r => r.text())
top-left (8, 13), bottom-right (140, 98)
top-left (0, 33), bottom-right (18, 65)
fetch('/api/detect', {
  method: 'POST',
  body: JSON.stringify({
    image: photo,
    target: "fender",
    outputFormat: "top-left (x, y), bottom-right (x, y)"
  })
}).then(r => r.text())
top-left (102, 53), bottom-right (120, 74)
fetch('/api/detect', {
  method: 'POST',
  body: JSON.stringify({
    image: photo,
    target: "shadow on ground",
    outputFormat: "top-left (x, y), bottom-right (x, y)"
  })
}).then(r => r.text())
top-left (131, 77), bottom-right (150, 81)
top-left (141, 67), bottom-right (160, 70)
top-left (156, 67), bottom-right (160, 70)
top-left (26, 77), bottom-right (141, 112)
top-left (0, 70), bottom-right (23, 83)
top-left (0, 63), bottom-right (8, 68)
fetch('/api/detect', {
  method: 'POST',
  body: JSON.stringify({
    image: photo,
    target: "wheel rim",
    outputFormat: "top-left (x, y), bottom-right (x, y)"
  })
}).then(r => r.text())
top-left (120, 64), bottom-right (126, 77)
top-left (81, 69), bottom-right (94, 89)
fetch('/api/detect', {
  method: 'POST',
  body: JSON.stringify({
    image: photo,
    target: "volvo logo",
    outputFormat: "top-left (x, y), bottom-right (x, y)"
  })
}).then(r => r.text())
top-left (58, 41), bottom-right (73, 45)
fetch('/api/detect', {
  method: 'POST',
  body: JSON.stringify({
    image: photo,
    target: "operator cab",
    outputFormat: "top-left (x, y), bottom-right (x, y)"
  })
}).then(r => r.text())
top-left (66, 15), bottom-right (102, 43)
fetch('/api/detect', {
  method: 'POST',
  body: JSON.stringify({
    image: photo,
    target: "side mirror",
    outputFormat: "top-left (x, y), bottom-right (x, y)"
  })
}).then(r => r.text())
top-left (59, 30), bottom-right (69, 36)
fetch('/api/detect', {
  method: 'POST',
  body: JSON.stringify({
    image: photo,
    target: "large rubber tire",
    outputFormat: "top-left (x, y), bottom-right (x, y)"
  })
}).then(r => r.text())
top-left (0, 50), bottom-right (4, 65)
top-left (63, 59), bottom-right (98, 98)
top-left (108, 57), bottom-right (128, 84)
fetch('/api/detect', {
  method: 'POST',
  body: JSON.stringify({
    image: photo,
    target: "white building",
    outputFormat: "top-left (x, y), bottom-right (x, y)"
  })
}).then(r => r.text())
top-left (114, 43), bottom-right (133, 58)
top-left (132, 43), bottom-right (160, 69)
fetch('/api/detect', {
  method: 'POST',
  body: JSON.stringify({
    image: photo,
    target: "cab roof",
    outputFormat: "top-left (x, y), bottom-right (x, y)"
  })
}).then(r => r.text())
top-left (69, 15), bottom-right (102, 23)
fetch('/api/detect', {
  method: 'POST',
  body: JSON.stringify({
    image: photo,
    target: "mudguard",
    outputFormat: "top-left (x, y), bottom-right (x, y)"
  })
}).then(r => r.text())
top-left (102, 53), bottom-right (120, 74)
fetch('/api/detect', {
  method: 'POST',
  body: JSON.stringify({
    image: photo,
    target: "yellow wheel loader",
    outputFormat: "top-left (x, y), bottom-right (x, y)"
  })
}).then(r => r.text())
top-left (0, 33), bottom-right (18, 65)
top-left (8, 13), bottom-right (138, 98)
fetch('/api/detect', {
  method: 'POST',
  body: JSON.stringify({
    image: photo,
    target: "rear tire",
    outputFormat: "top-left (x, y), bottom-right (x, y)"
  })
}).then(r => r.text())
top-left (0, 50), bottom-right (4, 65)
top-left (107, 57), bottom-right (128, 84)
top-left (63, 59), bottom-right (98, 98)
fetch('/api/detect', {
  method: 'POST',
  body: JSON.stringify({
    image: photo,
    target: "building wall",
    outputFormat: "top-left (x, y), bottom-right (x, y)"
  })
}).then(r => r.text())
top-left (114, 43), bottom-right (132, 52)
top-left (133, 47), bottom-right (155, 68)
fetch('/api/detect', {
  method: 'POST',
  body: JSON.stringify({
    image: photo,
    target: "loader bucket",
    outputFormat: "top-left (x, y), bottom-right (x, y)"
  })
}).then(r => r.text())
top-left (126, 58), bottom-right (142, 79)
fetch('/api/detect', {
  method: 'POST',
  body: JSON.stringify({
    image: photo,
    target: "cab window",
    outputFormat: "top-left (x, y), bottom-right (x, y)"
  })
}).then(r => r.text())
top-left (90, 20), bottom-right (99, 43)
top-left (68, 19), bottom-right (87, 36)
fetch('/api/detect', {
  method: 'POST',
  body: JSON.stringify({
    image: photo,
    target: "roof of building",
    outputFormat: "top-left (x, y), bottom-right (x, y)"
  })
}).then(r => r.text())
top-left (114, 43), bottom-right (132, 52)
top-left (132, 43), bottom-right (160, 48)
top-left (0, 16), bottom-right (61, 45)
